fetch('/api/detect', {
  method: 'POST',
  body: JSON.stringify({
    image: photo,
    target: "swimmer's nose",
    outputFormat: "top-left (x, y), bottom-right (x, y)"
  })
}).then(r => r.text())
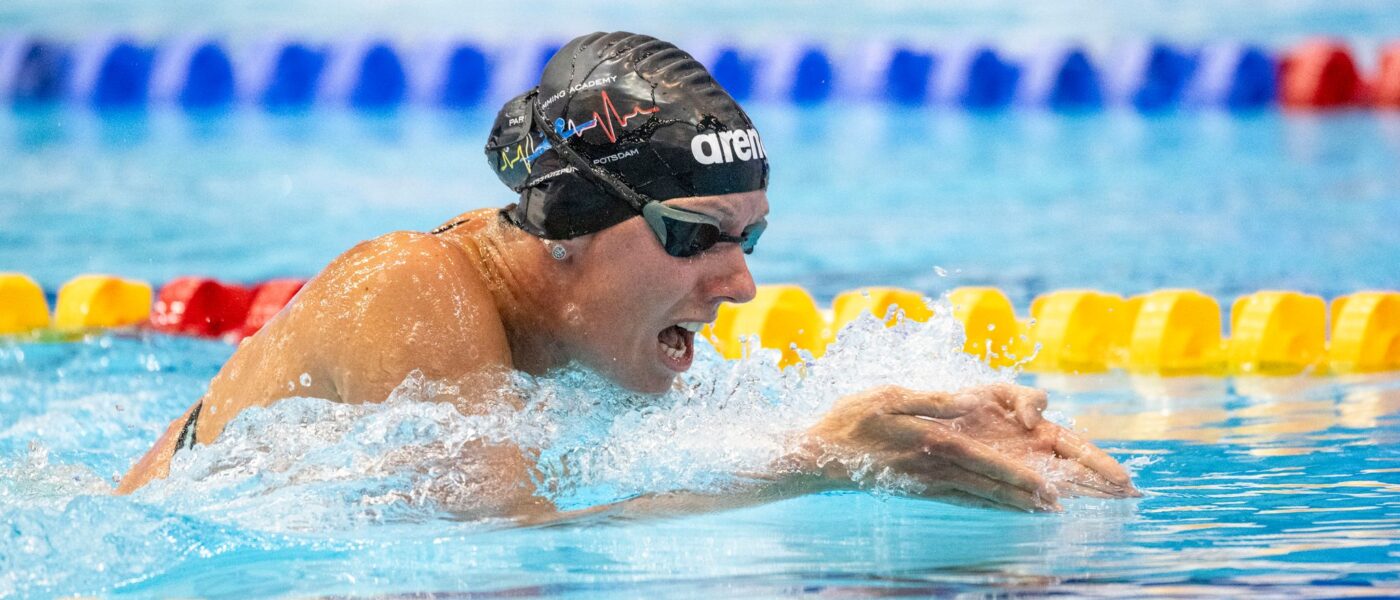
top-left (706, 245), bottom-right (757, 305)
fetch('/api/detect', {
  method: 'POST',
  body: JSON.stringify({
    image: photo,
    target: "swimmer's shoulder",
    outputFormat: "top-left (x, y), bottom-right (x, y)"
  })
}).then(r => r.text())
top-left (430, 207), bottom-right (505, 237)
top-left (294, 228), bottom-right (512, 403)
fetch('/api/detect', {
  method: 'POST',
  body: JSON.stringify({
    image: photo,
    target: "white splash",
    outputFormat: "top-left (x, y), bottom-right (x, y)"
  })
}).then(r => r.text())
top-left (134, 297), bottom-right (1014, 530)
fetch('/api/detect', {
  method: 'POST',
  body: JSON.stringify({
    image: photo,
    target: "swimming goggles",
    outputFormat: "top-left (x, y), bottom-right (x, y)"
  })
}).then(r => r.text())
top-left (530, 93), bottom-right (765, 258)
top-left (642, 203), bottom-right (767, 258)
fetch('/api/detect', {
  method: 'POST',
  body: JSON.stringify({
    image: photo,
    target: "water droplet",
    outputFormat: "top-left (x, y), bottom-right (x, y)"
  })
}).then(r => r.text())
top-left (934, 266), bottom-right (948, 277)
top-left (300, 373), bottom-right (313, 387)
top-left (987, 323), bottom-right (996, 331)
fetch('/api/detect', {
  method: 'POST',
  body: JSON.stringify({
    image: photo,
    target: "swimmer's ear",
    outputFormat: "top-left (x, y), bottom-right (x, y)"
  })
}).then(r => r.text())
top-left (543, 238), bottom-right (587, 263)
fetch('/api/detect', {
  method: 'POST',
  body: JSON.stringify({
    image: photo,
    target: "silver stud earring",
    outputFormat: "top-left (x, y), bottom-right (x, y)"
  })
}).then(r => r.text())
top-left (549, 243), bottom-right (568, 261)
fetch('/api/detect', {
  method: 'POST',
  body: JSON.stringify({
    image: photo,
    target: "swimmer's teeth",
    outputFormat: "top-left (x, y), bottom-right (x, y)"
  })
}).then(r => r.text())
top-left (677, 322), bottom-right (706, 332)
top-left (658, 324), bottom-right (690, 360)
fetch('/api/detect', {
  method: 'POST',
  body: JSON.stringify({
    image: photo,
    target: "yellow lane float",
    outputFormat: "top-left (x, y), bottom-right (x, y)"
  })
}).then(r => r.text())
top-left (1228, 291), bottom-right (1327, 375)
top-left (1124, 289), bottom-right (1224, 375)
top-left (6, 271), bottom-right (1398, 376)
top-left (707, 284), bottom-right (825, 367)
top-left (1025, 290), bottom-right (1130, 374)
top-left (947, 287), bottom-right (1022, 367)
top-left (830, 287), bottom-right (932, 333)
top-left (1328, 291), bottom-right (1400, 373)
top-left (0, 273), bottom-right (50, 334)
top-left (53, 274), bottom-right (153, 331)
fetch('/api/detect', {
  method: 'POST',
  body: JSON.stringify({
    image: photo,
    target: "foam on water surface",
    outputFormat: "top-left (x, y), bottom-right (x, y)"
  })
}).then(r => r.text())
top-left (119, 302), bottom-right (1013, 530)
top-left (0, 307), bottom-right (1024, 594)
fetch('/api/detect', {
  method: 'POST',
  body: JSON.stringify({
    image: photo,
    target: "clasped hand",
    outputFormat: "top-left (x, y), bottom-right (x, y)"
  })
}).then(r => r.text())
top-left (800, 383), bottom-right (1139, 511)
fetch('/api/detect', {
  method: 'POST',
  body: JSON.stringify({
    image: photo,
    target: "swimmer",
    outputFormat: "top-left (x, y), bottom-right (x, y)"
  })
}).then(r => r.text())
top-left (118, 32), bottom-right (1138, 520)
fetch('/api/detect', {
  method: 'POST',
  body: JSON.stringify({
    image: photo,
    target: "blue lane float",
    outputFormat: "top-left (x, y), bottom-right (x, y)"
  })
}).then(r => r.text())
top-left (350, 42), bottom-right (408, 109)
top-left (884, 47), bottom-right (936, 105)
top-left (933, 45), bottom-right (1018, 109)
top-left (789, 47), bottom-right (835, 104)
top-left (261, 42), bottom-right (326, 108)
top-left (149, 38), bottom-right (236, 108)
top-left (401, 41), bottom-right (493, 108)
top-left (439, 44), bottom-right (490, 107)
top-left (745, 42), bottom-right (835, 105)
top-left (1105, 41), bottom-right (1198, 111)
top-left (1, 36), bottom-right (72, 103)
top-left (1183, 43), bottom-right (1277, 110)
top-left (1016, 44), bottom-right (1104, 110)
top-left (76, 39), bottom-right (155, 108)
top-left (710, 46), bottom-right (759, 102)
top-left (319, 40), bottom-right (407, 108)
top-left (1, 35), bottom-right (1387, 112)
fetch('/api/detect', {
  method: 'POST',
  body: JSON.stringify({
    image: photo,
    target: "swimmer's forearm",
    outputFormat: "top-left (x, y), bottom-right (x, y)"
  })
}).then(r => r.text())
top-left (516, 480), bottom-right (828, 527)
top-left (513, 447), bottom-right (839, 527)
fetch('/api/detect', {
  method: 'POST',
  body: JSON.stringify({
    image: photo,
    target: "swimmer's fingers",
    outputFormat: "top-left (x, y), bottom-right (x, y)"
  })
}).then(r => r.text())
top-left (935, 490), bottom-right (1001, 511)
top-left (885, 387), bottom-right (980, 419)
top-left (935, 466), bottom-right (1062, 512)
top-left (1009, 385), bottom-right (1048, 429)
top-left (974, 383), bottom-right (1047, 429)
top-left (914, 423), bottom-right (1055, 500)
top-left (881, 384), bottom-right (1047, 429)
top-left (1053, 472), bottom-right (1123, 499)
top-left (1052, 428), bottom-right (1140, 496)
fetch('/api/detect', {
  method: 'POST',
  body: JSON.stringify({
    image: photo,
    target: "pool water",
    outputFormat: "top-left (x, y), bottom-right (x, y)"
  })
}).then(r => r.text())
top-left (2, 312), bottom-right (1399, 597)
top-left (3, 83), bottom-right (1400, 600)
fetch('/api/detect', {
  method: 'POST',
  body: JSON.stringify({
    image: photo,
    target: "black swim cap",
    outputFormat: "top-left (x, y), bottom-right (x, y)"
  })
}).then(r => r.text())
top-left (487, 32), bottom-right (769, 239)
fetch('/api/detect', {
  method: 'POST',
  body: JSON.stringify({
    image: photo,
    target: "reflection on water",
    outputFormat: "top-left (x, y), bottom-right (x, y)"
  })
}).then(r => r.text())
top-left (1046, 373), bottom-right (1400, 453)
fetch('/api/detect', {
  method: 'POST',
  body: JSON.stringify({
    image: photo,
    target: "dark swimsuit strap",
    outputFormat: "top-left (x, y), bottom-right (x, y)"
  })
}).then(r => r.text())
top-left (174, 401), bottom-right (202, 454)
top-left (431, 217), bottom-right (473, 235)
top-left (432, 209), bottom-right (517, 236)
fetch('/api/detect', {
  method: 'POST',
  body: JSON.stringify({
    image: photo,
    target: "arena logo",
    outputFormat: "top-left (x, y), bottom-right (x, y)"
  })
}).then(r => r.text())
top-left (690, 129), bottom-right (765, 165)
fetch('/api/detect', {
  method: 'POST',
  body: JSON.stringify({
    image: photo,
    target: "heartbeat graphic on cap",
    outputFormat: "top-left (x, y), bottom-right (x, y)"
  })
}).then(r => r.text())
top-left (528, 91), bottom-right (660, 162)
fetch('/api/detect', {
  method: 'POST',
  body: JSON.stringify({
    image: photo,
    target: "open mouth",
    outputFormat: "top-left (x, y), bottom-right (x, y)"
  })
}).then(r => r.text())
top-left (657, 322), bottom-right (701, 372)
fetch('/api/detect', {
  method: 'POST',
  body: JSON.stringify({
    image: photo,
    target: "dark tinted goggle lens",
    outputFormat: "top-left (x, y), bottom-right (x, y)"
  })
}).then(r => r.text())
top-left (660, 216), bottom-right (766, 258)
top-left (644, 202), bottom-right (766, 258)
top-left (660, 217), bottom-right (720, 257)
top-left (737, 219), bottom-right (766, 254)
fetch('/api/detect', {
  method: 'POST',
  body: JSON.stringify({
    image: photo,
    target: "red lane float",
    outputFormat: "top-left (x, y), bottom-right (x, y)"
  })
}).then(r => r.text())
top-left (1279, 39), bottom-right (1364, 109)
top-left (150, 277), bottom-right (253, 337)
top-left (1377, 43), bottom-right (1400, 108)
top-left (235, 278), bottom-right (306, 340)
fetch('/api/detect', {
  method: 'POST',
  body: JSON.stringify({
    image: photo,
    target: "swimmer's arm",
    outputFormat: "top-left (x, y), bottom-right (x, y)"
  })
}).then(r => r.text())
top-left (115, 401), bottom-right (202, 494)
top-left (514, 384), bottom-right (1140, 524)
top-left (511, 459), bottom-right (834, 527)
top-left (308, 231), bottom-right (571, 515)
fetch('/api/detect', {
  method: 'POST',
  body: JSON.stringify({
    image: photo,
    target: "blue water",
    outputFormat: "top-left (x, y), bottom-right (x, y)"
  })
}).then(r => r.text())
top-left (3, 107), bottom-right (1398, 305)
top-left (3, 5), bottom-right (1400, 595)
top-left (3, 323), bottom-right (1400, 597)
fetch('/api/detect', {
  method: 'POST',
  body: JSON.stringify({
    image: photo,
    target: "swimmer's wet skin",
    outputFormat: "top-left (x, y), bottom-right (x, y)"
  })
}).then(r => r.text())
top-left (117, 31), bottom-right (1139, 520)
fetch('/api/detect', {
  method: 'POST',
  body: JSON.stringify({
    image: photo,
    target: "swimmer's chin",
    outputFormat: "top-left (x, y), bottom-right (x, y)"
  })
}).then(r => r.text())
top-left (623, 364), bottom-right (684, 396)
top-left (630, 372), bottom-right (681, 395)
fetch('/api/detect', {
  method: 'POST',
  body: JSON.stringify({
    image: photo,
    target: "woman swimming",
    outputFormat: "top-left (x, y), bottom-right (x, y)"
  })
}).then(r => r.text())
top-left (118, 32), bottom-right (1138, 520)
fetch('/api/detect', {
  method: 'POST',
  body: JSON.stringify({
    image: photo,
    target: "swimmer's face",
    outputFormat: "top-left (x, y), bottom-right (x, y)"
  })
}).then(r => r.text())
top-left (561, 190), bottom-right (766, 394)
